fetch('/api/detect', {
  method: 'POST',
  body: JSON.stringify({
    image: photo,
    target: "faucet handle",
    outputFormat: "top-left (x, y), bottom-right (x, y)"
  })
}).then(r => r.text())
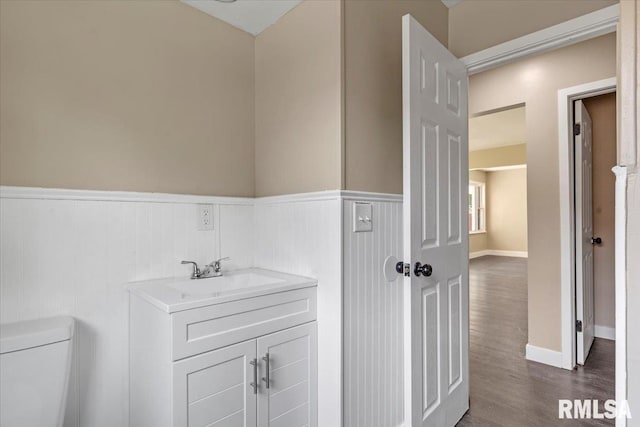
top-left (208, 257), bottom-right (230, 275)
top-left (208, 257), bottom-right (230, 266)
top-left (181, 260), bottom-right (201, 279)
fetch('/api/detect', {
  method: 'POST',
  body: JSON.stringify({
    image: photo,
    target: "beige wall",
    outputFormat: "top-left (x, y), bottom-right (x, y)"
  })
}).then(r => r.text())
top-left (254, 0), bottom-right (342, 197)
top-left (343, 0), bottom-right (448, 194)
top-left (486, 169), bottom-right (528, 252)
top-left (469, 230), bottom-right (488, 253)
top-left (0, 1), bottom-right (255, 196)
top-left (469, 144), bottom-right (526, 170)
top-left (448, 0), bottom-right (618, 57)
top-left (583, 93), bottom-right (617, 329)
top-left (469, 34), bottom-right (616, 352)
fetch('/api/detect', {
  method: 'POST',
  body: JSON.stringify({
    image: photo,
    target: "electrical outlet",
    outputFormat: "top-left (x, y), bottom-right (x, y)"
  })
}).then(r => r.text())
top-left (197, 204), bottom-right (214, 231)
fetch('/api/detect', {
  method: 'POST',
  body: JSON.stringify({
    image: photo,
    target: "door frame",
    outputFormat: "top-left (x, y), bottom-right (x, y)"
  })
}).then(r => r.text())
top-left (457, 2), bottom-right (620, 371)
top-left (460, 4), bottom-right (618, 75)
top-left (557, 78), bottom-right (616, 371)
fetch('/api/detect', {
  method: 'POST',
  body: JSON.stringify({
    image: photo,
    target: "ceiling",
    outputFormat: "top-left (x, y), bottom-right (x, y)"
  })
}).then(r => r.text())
top-left (469, 106), bottom-right (526, 151)
top-left (183, 0), bottom-right (462, 36)
top-left (441, 0), bottom-right (465, 8)
top-left (182, 0), bottom-right (303, 36)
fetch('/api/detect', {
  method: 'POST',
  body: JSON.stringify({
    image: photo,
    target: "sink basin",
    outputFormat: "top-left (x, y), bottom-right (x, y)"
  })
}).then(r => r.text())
top-left (167, 272), bottom-right (285, 296)
top-left (128, 268), bottom-right (316, 313)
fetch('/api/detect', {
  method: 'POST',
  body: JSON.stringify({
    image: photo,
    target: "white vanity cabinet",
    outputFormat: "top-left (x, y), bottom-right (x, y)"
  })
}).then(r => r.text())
top-left (172, 323), bottom-right (317, 427)
top-left (129, 269), bottom-right (318, 427)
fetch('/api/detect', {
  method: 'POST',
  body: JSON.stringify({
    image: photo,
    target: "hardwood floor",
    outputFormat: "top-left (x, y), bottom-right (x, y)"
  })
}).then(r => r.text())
top-left (457, 256), bottom-right (615, 427)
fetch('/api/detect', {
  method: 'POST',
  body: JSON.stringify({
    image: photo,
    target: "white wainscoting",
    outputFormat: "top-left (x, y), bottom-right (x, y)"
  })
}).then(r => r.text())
top-left (0, 187), bottom-right (254, 427)
top-left (254, 193), bottom-right (343, 427)
top-left (342, 195), bottom-right (404, 427)
top-left (1, 187), bottom-right (405, 427)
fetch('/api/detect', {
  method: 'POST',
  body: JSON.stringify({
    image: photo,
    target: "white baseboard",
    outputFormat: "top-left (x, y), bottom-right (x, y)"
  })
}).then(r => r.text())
top-left (595, 325), bottom-right (616, 340)
top-left (469, 250), bottom-right (491, 259)
top-left (525, 343), bottom-right (563, 368)
top-left (469, 249), bottom-right (528, 259)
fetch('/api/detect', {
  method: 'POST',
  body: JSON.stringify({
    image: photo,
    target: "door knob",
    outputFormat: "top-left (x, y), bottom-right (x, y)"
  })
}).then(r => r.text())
top-left (414, 262), bottom-right (433, 277)
top-left (591, 237), bottom-right (602, 245)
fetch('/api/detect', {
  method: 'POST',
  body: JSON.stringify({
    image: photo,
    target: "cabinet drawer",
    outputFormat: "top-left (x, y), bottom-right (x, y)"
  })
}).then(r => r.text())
top-left (172, 287), bottom-right (316, 360)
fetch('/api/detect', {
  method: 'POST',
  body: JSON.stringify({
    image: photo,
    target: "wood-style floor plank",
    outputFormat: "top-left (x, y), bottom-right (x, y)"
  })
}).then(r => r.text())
top-left (457, 256), bottom-right (615, 427)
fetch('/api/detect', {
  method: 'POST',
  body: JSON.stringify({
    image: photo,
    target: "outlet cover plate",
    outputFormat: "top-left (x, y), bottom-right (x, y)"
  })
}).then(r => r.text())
top-left (197, 204), bottom-right (214, 231)
top-left (353, 202), bottom-right (373, 232)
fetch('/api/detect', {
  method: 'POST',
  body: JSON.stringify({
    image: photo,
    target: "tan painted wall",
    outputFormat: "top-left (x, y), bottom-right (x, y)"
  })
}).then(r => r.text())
top-left (469, 34), bottom-right (616, 352)
top-left (469, 170), bottom-right (488, 253)
top-left (486, 169), bottom-right (528, 252)
top-left (254, 0), bottom-right (342, 197)
top-left (469, 144), bottom-right (526, 170)
top-left (583, 93), bottom-right (617, 329)
top-left (343, 0), bottom-right (448, 194)
top-left (0, 1), bottom-right (255, 196)
top-left (448, 0), bottom-right (618, 57)
top-left (469, 230), bottom-right (488, 253)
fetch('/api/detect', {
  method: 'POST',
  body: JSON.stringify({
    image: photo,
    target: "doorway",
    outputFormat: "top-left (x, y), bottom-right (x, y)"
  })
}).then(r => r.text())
top-left (573, 91), bottom-right (617, 365)
top-left (557, 78), bottom-right (617, 370)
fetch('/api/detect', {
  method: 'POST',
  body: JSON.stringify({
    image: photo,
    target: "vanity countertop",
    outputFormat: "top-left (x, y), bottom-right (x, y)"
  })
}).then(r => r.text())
top-left (128, 268), bottom-right (317, 313)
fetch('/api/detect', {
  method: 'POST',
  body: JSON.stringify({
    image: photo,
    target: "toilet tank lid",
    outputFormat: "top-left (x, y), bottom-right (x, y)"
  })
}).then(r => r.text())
top-left (0, 316), bottom-right (75, 354)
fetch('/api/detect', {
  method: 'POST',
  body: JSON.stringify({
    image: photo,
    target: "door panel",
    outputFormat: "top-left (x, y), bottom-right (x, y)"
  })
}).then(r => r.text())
top-left (402, 14), bottom-right (469, 427)
top-left (575, 99), bottom-right (595, 365)
top-left (257, 322), bottom-right (317, 427)
top-left (448, 276), bottom-right (462, 391)
top-left (447, 133), bottom-right (462, 244)
top-left (421, 121), bottom-right (439, 248)
top-left (421, 284), bottom-right (440, 414)
top-left (189, 384), bottom-right (245, 427)
top-left (173, 340), bottom-right (257, 427)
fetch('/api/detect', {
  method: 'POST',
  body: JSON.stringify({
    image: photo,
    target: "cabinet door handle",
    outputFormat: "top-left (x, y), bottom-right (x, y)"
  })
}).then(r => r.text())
top-left (261, 353), bottom-right (270, 389)
top-left (249, 358), bottom-right (258, 394)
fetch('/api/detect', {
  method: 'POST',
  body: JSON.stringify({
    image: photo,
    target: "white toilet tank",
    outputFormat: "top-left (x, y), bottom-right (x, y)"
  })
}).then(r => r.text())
top-left (0, 316), bottom-right (75, 427)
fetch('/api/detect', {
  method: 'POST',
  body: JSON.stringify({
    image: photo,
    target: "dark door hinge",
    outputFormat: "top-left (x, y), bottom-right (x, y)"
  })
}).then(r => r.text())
top-left (574, 123), bottom-right (581, 136)
top-left (576, 320), bottom-right (583, 333)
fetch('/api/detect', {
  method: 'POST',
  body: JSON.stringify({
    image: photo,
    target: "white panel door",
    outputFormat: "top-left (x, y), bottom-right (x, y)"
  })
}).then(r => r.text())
top-left (402, 14), bottom-right (469, 427)
top-left (173, 340), bottom-right (257, 427)
top-left (257, 323), bottom-right (317, 427)
top-left (575, 100), bottom-right (595, 365)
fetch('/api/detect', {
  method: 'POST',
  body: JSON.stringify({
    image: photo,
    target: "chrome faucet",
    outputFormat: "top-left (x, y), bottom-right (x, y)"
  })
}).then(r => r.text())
top-left (181, 257), bottom-right (230, 279)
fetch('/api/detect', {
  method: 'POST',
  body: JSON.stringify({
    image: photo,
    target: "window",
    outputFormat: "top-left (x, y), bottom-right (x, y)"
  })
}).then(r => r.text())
top-left (468, 182), bottom-right (485, 233)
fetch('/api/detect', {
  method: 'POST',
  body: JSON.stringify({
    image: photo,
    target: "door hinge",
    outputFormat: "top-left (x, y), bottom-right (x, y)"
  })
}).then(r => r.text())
top-left (574, 123), bottom-right (581, 136)
top-left (576, 320), bottom-right (583, 333)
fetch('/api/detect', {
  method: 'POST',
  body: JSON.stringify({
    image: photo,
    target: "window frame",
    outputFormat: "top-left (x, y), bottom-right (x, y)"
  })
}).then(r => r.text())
top-left (468, 180), bottom-right (486, 234)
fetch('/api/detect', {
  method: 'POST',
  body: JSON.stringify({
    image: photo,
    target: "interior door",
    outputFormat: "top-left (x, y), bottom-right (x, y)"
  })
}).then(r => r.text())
top-left (575, 99), bottom-right (595, 365)
top-left (402, 14), bottom-right (469, 427)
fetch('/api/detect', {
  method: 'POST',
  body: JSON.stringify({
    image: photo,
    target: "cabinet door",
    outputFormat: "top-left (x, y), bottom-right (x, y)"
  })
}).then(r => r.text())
top-left (257, 322), bottom-right (317, 427)
top-left (173, 340), bottom-right (257, 427)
